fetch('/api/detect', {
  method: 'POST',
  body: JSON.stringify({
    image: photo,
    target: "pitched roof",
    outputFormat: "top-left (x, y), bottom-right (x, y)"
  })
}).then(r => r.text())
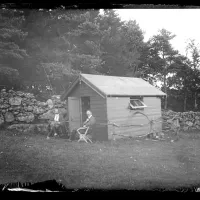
top-left (63, 73), bottom-right (166, 98)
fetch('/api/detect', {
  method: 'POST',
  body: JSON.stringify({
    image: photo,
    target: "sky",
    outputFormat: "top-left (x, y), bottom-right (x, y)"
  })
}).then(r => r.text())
top-left (115, 9), bottom-right (200, 56)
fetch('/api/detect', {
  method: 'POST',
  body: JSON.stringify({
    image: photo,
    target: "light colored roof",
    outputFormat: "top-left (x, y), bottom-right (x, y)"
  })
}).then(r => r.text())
top-left (81, 74), bottom-right (166, 96)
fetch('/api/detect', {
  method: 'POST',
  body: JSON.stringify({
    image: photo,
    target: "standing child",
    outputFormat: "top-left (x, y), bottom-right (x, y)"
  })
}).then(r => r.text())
top-left (47, 108), bottom-right (62, 139)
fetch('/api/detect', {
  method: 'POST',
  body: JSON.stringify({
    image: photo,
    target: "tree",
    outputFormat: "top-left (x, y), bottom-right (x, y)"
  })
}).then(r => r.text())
top-left (23, 8), bottom-right (145, 96)
top-left (97, 10), bottom-right (145, 77)
top-left (0, 8), bottom-right (146, 96)
top-left (165, 50), bottom-right (200, 111)
top-left (186, 39), bottom-right (200, 70)
top-left (0, 8), bottom-right (28, 89)
top-left (185, 39), bottom-right (200, 110)
top-left (117, 20), bottom-right (145, 77)
top-left (167, 55), bottom-right (192, 111)
top-left (147, 29), bottom-right (179, 109)
top-left (23, 8), bottom-right (103, 96)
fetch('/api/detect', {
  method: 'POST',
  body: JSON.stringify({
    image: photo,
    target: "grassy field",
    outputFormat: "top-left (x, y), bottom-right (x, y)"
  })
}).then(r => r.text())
top-left (0, 129), bottom-right (200, 191)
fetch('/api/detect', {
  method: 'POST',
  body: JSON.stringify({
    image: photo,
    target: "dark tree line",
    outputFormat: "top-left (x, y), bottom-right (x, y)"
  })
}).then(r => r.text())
top-left (0, 7), bottom-right (200, 111)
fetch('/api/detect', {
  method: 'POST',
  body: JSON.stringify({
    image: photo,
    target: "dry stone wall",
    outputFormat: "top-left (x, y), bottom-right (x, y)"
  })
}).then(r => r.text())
top-left (162, 110), bottom-right (200, 132)
top-left (2, 89), bottom-right (200, 135)
top-left (0, 89), bottom-right (67, 134)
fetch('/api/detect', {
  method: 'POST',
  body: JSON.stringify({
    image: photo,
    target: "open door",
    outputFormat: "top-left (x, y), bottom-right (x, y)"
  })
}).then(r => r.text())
top-left (68, 97), bottom-right (81, 132)
top-left (81, 96), bottom-right (90, 123)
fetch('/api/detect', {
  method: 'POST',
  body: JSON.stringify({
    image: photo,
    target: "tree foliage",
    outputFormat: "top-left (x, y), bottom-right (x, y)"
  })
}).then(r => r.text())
top-left (0, 8), bottom-right (28, 90)
top-left (142, 29), bottom-right (180, 109)
top-left (18, 8), bottom-right (146, 96)
top-left (2, 7), bottom-right (200, 112)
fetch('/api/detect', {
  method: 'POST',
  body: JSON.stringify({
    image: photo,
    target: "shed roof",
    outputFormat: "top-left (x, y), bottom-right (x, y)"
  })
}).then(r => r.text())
top-left (63, 73), bottom-right (166, 98)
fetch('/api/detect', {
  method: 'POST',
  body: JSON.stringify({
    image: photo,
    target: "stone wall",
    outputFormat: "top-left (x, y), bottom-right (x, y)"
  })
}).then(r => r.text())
top-left (0, 89), bottom-right (68, 134)
top-left (162, 110), bottom-right (200, 132)
top-left (3, 89), bottom-right (200, 135)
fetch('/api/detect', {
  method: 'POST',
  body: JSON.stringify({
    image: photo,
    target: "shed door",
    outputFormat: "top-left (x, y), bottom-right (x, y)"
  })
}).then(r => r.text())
top-left (81, 96), bottom-right (90, 123)
top-left (68, 97), bottom-right (81, 132)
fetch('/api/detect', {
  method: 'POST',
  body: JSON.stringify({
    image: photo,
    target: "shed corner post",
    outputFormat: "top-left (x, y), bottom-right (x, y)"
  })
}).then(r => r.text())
top-left (108, 120), bottom-right (116, 141)
top-left (112, 124), bottom-right (116, 141)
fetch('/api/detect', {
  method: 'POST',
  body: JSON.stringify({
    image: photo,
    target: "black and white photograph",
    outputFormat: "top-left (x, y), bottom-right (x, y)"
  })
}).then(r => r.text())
top-left (0, 3), bottom-right (200, 192)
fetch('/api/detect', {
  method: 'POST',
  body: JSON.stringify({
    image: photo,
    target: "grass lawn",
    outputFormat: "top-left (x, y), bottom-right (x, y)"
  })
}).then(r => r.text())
top-left (1, 129), bottom-right (200, 191)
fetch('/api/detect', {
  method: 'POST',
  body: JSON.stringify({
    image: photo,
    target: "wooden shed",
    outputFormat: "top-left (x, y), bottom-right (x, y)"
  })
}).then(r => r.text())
top-left (62, 73), bottom-right (166, 141)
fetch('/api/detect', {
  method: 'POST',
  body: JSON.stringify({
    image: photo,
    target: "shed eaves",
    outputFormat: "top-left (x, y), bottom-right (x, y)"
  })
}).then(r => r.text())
top-left (81, 74), bottom-right (166, 96)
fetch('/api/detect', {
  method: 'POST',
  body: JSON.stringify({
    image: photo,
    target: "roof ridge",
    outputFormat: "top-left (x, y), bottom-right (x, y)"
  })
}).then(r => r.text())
top-left (81, 73), bottom-right (141, 79)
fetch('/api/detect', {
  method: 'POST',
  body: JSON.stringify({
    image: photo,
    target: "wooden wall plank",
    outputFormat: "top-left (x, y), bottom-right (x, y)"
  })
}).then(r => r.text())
top-left (67, 81), bottom-right (108, 140)
top-left (107, 96), bottom-right (162, 139)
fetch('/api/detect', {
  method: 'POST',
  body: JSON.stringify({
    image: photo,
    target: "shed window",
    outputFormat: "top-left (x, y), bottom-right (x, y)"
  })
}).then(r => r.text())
top-left (129, 98), bottom-right (147, 110)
